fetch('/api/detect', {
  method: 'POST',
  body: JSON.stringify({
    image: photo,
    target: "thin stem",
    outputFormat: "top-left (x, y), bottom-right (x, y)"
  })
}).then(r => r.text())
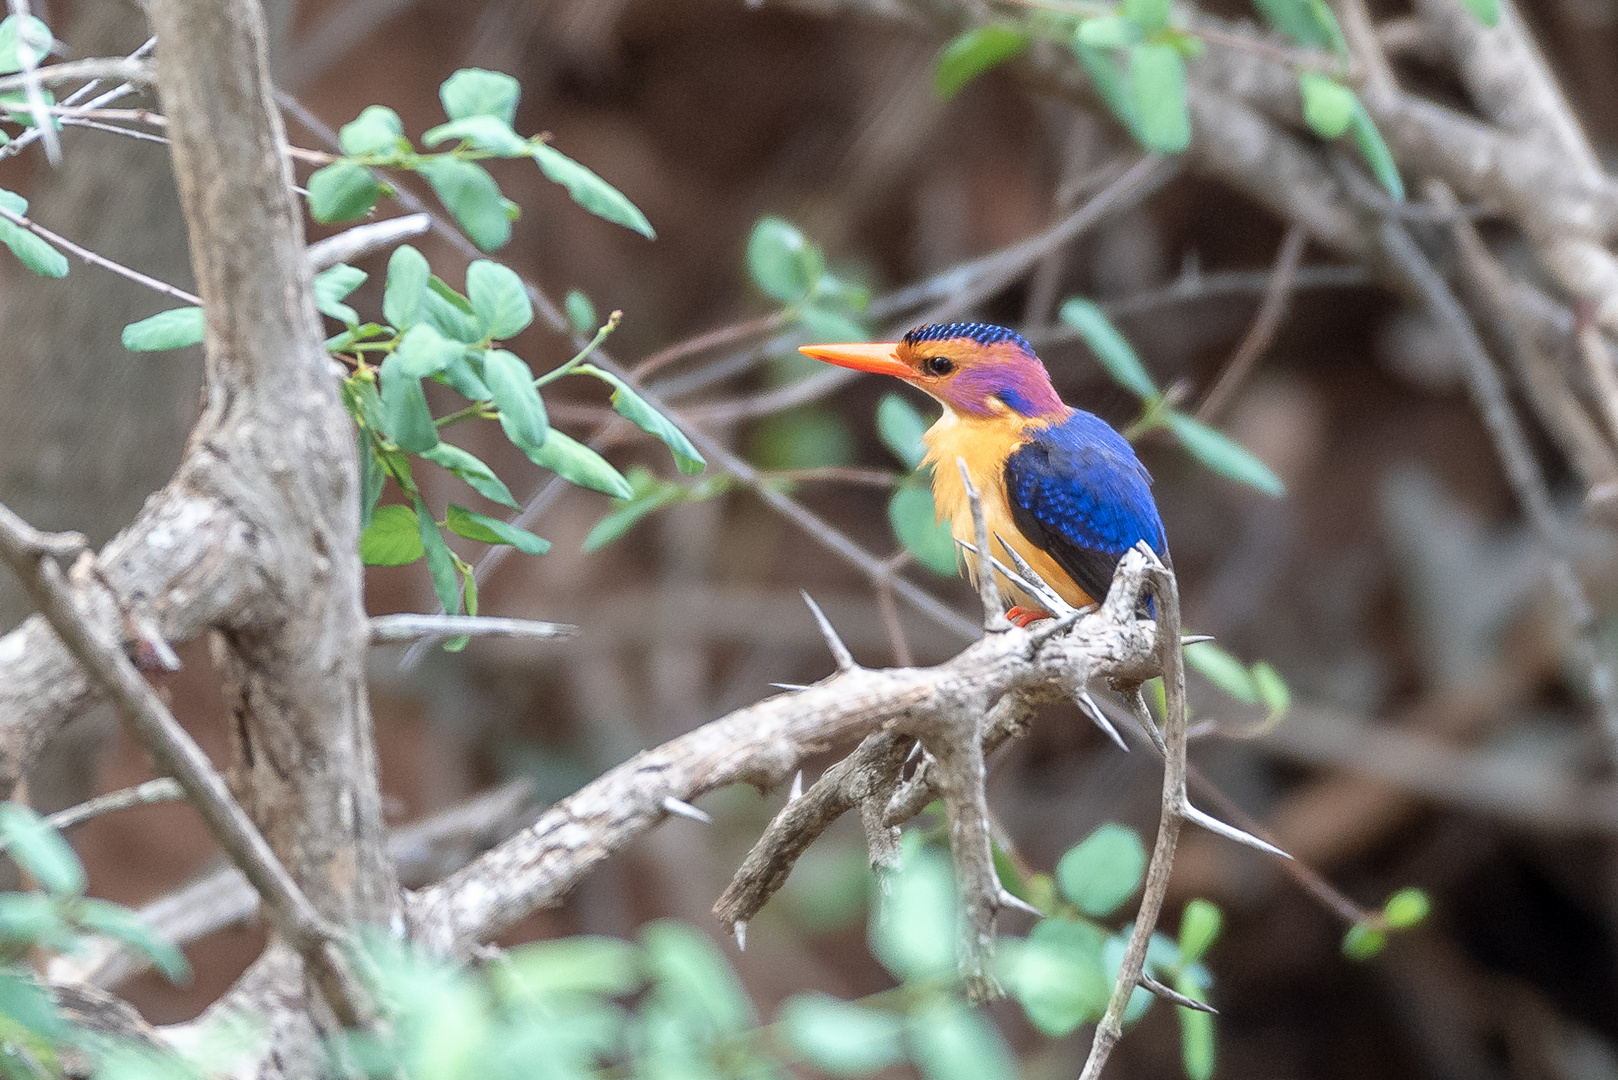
top-left (0, 203), bottom-right (202, 306)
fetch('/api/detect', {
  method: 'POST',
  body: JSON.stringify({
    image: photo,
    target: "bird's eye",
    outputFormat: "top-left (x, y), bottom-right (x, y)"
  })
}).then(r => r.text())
top-left (923, 356), bottom-right (955, 376)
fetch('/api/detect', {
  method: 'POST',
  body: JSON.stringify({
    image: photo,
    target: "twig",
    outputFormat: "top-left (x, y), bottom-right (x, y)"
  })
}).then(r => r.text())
top-left (0, 779), bottom-right (182, 853)
top-left (0, 37), bottom-right (154, 162)
top-left (0, 502), bottom-right (374, 1030)
top-left (0, 56), bottom-right (154, 96)
top-left (367, 613), bottom-right (578, 644)
top-left (306, 214), bottom-right (431, 272)
top-left (1377, 192), bottom-right (1618, 764)
top-left (1196, 226), bottom-right (1307, 422)
top-left (1079, 552), bottom-right (1186, 1080)
top-left (0, 203), bottom-right (202, 306)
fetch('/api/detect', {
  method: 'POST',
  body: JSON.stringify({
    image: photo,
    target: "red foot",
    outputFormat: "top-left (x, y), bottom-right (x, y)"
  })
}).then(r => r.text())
top-left (1006, 605), bottom-right (1052, 628)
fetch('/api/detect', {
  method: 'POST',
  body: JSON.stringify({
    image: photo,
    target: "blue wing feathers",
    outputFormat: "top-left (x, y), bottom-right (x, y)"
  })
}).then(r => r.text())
top-left (1004, 411), bottom-right (1165, 603)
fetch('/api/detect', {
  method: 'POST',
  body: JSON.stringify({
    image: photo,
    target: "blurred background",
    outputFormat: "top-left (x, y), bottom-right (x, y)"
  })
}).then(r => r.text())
top-left (3, 0), bottom-right (1618, 1076)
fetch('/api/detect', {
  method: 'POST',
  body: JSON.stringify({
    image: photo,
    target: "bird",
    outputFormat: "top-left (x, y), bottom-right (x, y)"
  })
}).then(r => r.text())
top-left (799, 321), bottom-right (1166, 626)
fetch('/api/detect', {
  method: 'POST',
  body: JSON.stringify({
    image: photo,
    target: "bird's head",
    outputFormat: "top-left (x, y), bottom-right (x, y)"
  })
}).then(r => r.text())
top-left (799, 322), bottom-right (1067, 421)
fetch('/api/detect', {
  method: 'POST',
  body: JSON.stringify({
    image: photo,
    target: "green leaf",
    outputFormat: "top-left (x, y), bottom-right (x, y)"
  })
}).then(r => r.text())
top-left (0, 892), bottom-right (62, 945)
top-left (750, 407), bottom-right (853, 470)
top-left (876, 393), bottom-right (931, 469)
top-left (1072, 41), bottom-right (1139, 135)
top-left (521, 429), bottom-right (632, 499)
top-left (313, 264), bottom-right (367, 325)
top-left (417, 157), bottom-right (510, 251)
top-left (73, 898), bottom-right (190, 983)
top-left (423, 115), bottom-right (530, 157)
top-left (0, 15), bottom-right (51, 75)
top-left (888, 483), bottom-right (958, 576)
top-left (1459, 0), bottom-right (1500, 25)
top-left (359, 434), bottom-right (385, 529)
top-left (444, 504), bottom-right (549, 554)
top-left (532, 143), bottom-right (655, 239)
top-left (1252, 0), bottom-right (1340, 48)
top-left (798, 304), bottom-right (866, 345)
top-left (438, 353), bottom-right (492, 401)
top-left (934, 26), bottom-right (1031, 100)
top-left (641, 920), bottom-right (757, 1032)
top-left (1178, 899), bottom-right (1222, 963)
top-left (1128, 42), bottom-right (1190, 153)
top-left (1251, 661), bottom-right (1291, 715)
top-left (1382, 887), bottom-right (1430, 929)
top-left (378, 353), bottom-right (440, 453)
top-left (421, 443), bottom-right (519, 509)
top-left (565, 290), bottom-right (597, 337)
top-left (1003, 919), bottom-right (1111, 1036)
top-left (339, 105), bottom-right (404, 156)
top-left (583, 366), bottom-right (705, 475)
top-left (0, 970), bottom-right (64, 1041)
top-left (1348, 100), bottom-right (1405, 201)
top-left (1299, 72), bottom-right (1355, 139)
top-left (1184, 641), bottom-right (1259, 702)
top-left (870, 845), bottom-right (957, 980)
top-left (360, 504), bottom-right (425, 565)
top-left (121, 307), bottom-right (204, 352)
top-left (415, 497), bottom-right (462, 616)
top-left (465, 260), bottom-right (533, 339)
top-left (1164, 411), bottom-right (1284, 495)
top-left (909, 1000), bottom-right (1019, 1080)
top-left (482, 349), bottom-right (549, 450)
top-left (383, 245), bottom-right (430, 330)
top-left (1056, 822), bottom-right (1146, 917)
top-left (498, 936), bottom-right (643, 1000)
top-left (1077, 15), bottom-right (1144, 48)
top-left (423, 277), bottom-right (483, 343)
top-left (1125, 0), bottom-right (1171, 34)
top-left (0, 202), bottom-right (67, 279)
top-left (0, 803), bottom-right (85, 896)
top-left (307, 161), bottom-right (381, 223)
top-left (1342, 922), bottom-right (1387, 960)
top-left (583, 493), bottom-right (674, 551)
top-left (439, 68), bottom-right (520, 125)
top-left (747, 216), bottom-right (822, 303)
top-left (393, 324), bottom-right (461, 379)
top-left (779, 994), bottom-right (907, 1077)
top-left (1175, 971), bottom-right (1216, 1080)
top-left (1059, 297), bottom-right (1156, 398)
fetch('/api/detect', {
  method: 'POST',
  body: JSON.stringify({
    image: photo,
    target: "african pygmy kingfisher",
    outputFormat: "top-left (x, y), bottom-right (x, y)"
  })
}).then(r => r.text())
top-left (800, 322), bottom-right (1166, 626)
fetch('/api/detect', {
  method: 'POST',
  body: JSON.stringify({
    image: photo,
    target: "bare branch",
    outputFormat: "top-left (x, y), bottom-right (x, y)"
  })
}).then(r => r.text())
top-left (368, 613), bottom-right (578, 645)
top-left (305, 213), bottom-right (432, 272)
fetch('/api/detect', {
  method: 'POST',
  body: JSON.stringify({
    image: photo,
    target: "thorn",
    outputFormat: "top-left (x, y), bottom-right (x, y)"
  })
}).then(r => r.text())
top-left (662, 796), bottom-right (712, 824)
top-left (1027, 609), bottom-right (1084, 646)
top-left (1181, 635), bottom-right (1215, 645)
top-left (132, 616), bottom-right (182, 672)
top-left (997, 889), bottom-right (1044, 918)
top-left (769, 683), bottom-right (809, 692)
top-left (956, 539), bottom-right (1046, 608)
top-left (800, 592), bottom-right (856, 672)
top-left (733, 921), bottom-right (747, 951)
top-left (905, 739), bottom-right (923, 764)
top-left (1180, 801), bottom-right (1291, 859)
top-left (1077, 691), bottom-right (1129, 752)
top-left (994, 534), bottom-right (1072, 614)
top-left (789, 770), bottom-right (803, 802)
top-left (1139, 972), bottom-right (1218, 1014)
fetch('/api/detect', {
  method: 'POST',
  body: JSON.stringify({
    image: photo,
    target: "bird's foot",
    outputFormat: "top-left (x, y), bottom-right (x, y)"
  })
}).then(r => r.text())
top-left (1006, 605), bottom-right (1052, 628)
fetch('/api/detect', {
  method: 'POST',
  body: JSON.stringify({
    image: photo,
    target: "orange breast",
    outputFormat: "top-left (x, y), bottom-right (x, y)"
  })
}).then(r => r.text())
top-left (921, 408), bottom-right (1095, 611)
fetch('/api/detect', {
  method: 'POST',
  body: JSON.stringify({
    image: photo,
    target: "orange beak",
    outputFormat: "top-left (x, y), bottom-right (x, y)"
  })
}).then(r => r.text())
top-left (798, 342), bottom-right (911, 379)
